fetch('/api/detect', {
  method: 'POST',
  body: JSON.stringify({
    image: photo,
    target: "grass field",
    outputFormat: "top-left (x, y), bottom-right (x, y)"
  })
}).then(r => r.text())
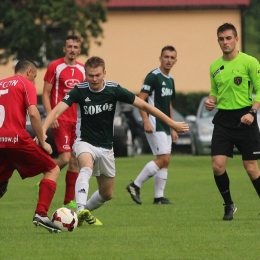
top-left (1, 154), bottom-right (260, 260)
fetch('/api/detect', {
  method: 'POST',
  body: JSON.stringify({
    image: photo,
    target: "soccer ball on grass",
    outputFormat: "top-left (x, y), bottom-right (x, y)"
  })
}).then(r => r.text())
top-left (51, 207), bottom-right (78, 232)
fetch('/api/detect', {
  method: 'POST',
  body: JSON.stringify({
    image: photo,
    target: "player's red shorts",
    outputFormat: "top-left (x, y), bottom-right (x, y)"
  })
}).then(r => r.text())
top-left (51, 120), bottom-right (76, 153)
top-left (0, 140), bottom-right (57, 183)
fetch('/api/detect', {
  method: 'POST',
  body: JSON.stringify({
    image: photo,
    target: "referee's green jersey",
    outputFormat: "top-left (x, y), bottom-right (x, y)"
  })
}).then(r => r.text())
top-left (210, 52), bottom-right (260, 110)
top-left (62, 80), bottom-right (135, 149)
top-left (141, 68), bottom-right (175, 134)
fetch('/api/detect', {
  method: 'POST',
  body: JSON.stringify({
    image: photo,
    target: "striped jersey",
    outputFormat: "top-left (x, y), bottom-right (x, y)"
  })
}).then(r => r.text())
top-left (62, 80), bottom-right (135, 149)
top-left (141, 68), bottom-right (175, 134)
top-left (44, 58), bottom-right (85, 122)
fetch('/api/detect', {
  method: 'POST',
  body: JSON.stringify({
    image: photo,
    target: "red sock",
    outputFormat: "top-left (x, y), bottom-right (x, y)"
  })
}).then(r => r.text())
top-left (64, 171), bottom-right (78, 204)
top-left (35, 179), bottom-right (56, 216)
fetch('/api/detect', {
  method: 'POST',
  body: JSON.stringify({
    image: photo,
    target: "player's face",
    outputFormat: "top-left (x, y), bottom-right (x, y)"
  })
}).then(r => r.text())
top-left (63, 39), bottom-right (81, 61)
top-left (27, 68), bottom-right (37, 83)
top-left (160, 50), bottom-right (177, 73)
top-left (85, 66), bottom-right (106, 91)
top-left (217, 29), bottom-right (238, 55)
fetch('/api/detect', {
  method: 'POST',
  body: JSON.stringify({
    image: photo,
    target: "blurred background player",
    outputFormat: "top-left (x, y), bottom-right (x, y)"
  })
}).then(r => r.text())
top-left (126, 46), bottom-right (178, 204)
top-left (0, 58), bottom-right (61, 233)
top-left (39, 35), bottom-right (85, 209)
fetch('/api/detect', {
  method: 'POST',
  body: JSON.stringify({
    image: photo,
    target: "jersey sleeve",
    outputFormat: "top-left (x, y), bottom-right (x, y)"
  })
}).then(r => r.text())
top-left (44, 61), bottom-right (56, 84)
top-left (209, 64), bottom-right (218, 98)
top-left (62, 87), bottom-right (78, 107)
top-left (249, 57), bottom-right (260, 103)
top-left (23, 79), bottom-right (38, 108)
top-left (116, 84), bottom-right (136, 104)
top-left (140, 73), bottom-right (155, 95)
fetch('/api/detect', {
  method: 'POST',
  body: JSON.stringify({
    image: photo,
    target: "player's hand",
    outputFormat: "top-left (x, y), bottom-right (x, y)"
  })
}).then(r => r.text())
top-left (50, 119), bottom-right (59, 129)
top-left (171, 129), bottom-right (179, 143)
top-left (33, 134), bottom-right (47, 144)
top-left (171, 121), bottom-right (189, 134)
top-left (40, 141), bottom-right (53, 154)
top-left (204, 98), bottom-right (216, 111)
top-left (143, 120), bottom-right (154, 133)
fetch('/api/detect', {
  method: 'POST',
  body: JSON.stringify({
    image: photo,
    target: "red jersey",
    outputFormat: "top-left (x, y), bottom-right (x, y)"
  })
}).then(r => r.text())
top-left (0, 75), bottom-right (37, 148)
top-left (44, 58), bottom-right (85, 122)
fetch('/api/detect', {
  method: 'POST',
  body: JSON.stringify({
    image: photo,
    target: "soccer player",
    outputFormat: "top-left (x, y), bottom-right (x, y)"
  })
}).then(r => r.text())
top-left (42, 56), bottom-right (189, 226)
top-left (126, 46), bottom-right (178, 205)
top-left (41, 35), bottom-right (85, 209)
top-left (205, 23), bottom-right (260, 220)
top-left (0, 58), bottom-right (61, 233)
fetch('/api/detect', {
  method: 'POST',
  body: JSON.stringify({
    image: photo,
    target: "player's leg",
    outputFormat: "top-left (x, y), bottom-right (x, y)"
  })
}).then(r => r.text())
top-left (126, 132), bottom-right (161, 204)
top-left (211, 125), bottom-right (236, 221)
top-left (153, 154), bottom-right (171, 204)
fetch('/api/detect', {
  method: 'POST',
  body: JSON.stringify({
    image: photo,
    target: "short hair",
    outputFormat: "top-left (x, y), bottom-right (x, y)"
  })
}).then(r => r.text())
top-left (14, 58), bottom-right (37, 73)
top-left (161, 46), bottom-right (176, 56)
top-left (65, 35), bottom-right (81, 43)
top-left (85, 56), bottom-right (105, 71)
top-left (217, 23), bottom-right (238, 37)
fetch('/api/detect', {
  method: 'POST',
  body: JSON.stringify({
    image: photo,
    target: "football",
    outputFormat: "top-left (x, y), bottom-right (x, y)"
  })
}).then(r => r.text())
top-left (51, 207), bottom-right (78, 232)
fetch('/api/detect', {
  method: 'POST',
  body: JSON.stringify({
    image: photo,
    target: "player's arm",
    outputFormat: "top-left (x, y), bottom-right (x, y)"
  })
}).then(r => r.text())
top-left (28, 105), bottom-right (52, 154)
top-left (138, 92), bottom-right (154, 133)
top-left (133, 96), bottom-right (189, 133)
top-left (42, 101), bottom-right (69, 134)
top-left (170, 102), bottom-right (178, 142)
top-left (42, 81), bottom-right (59, 128)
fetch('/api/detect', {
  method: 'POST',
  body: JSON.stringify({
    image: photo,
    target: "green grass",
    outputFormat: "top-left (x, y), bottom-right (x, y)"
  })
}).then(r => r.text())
top-left (1, 155), bottom-right (260, 260)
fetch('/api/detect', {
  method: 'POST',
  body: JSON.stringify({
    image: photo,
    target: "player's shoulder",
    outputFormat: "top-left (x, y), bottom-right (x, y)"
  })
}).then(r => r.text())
top-left (48, 58), bottom-right (65, 67)
top-left (105, 80), bottom-right (119, 88)
top-left (238, 51), bottom-right (258, 63)
top-left (76, 81), bottom-right (89, 89)
top-left (75, 60), bottom-right (85, 68)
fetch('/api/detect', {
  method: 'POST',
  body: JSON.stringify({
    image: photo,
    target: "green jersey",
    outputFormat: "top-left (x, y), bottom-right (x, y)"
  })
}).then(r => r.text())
top-left (210, 52), bottom-right (260, 110)
top-left (141, 68), bottom-right (175, 134)
top-left (62, 80), bottom-right (135, 149)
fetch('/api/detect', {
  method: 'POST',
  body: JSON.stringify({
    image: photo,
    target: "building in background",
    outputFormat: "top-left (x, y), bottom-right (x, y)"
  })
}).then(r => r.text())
top-left (0, 0), bottom-right (250, 94)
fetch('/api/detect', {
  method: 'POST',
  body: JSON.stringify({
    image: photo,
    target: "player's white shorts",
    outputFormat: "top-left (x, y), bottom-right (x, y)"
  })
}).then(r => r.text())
top-left (73, 141), bottom-right (115, 178)
top-left (145, 131), bottom-right (172, 155)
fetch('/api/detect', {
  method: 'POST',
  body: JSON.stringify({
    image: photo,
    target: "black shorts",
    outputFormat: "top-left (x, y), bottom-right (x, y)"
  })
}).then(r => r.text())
top-left (211, 124), bottom-right (260, 160)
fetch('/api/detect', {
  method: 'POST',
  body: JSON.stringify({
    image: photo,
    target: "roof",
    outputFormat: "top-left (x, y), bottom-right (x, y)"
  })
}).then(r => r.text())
top-left (105, 0), bottom-right (250, 9)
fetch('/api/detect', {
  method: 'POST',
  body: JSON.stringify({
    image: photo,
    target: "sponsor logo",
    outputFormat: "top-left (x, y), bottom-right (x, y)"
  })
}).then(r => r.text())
top-left (85, 97), bottom-right (91, 102)
top-left (142, 84), bottom-right (151, 91)
top-left (234, 77), bottom-right (242, 86)
top-left (62, 144), bottom-right (70, 150)
top-left (161, 87), bottom-right (173, 97)
top-left (83, 103), bottom-right (113, 115)
top-left (65, 79), bottom-right (80, 89)
top-left (78, 188), bottom-right (86, 193)
top-left (162, 81), bottom-right (166, 86)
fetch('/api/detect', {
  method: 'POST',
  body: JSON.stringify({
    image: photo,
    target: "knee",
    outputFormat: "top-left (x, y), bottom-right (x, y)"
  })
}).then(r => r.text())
top-left (100, 191), bottom-right (113, 201)
top-left (212, 163), bottom-right (225, 175)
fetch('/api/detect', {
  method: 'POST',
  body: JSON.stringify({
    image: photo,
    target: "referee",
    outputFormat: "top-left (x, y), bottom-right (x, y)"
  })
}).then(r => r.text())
top-left (205, 23), bottom-right (260, 221)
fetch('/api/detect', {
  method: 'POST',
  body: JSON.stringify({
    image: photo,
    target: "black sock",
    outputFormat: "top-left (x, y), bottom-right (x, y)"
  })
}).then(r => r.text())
top-left (251, 176), bottom-right (260, 197)
top-left (132, 182), bottom-right (140, 190)
top-left (214, 171), bottom-right (233, 205)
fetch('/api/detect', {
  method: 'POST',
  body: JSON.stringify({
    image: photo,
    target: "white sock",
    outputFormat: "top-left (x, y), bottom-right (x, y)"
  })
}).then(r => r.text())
top-left (75, 167), bottom-right (92, 212)
top-left (86, 190), bottom-right (106, 211)
top-left (154, 168), bottom-right (168, 198)
top-left (134, 161), bottom-right (159, 188)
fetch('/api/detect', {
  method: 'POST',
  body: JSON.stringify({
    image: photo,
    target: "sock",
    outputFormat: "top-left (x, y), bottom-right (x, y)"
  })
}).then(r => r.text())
top-left (154, 168), bottom-right (168, 198)
top-left (251, 176), bottom-right (260, 197)
top-left (64, 171), bottom-right (78, 204)
top-left (75, 167), bottom-right (92, 212)
top-left (86, 190), bottom-right (106, 211)
top-left (35, 179), bottom-right (56, 216)
top-left (134, 161), bottom-right (160, 188)
top-left (214, 171), bottom-right (233, 205)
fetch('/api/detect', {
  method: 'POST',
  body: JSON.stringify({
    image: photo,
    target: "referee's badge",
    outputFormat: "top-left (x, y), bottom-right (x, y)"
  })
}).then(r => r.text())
top-left (234, 77), bottom-right (242, 85)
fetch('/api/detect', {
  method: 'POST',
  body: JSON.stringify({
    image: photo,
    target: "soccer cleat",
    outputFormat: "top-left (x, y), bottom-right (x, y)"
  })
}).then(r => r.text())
top-left (35, 182), bottom-right (40, 201)
top-left (126, 183), bottom-right (142, 204)
top-left (33, 214), bottom-right (61, 233)
top-left (62, 200), bottom-right (76, 210)
top-left (77, 209), bottom-right (103, 226)
top-left (153, 197), bottom-right (172, 204)
top-left (223, 204), bottom-right (237, 221)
